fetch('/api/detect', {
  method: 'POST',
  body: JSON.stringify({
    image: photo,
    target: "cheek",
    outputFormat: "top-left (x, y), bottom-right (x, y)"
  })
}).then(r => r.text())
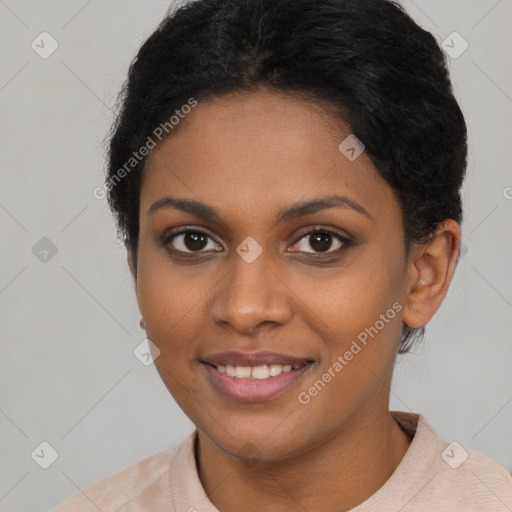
top-left (137, 236), bottom-right (208, 317)
top-left (292, 270), bottom-right (403, 435)
top-left (136, 251), bottom-right (202, 357)
top-left (293, 252), bottom-right (404, 380)
top-left (137, 258), bottom-right (206, 406)
top-left (299, 258), bottom-right (399, 331)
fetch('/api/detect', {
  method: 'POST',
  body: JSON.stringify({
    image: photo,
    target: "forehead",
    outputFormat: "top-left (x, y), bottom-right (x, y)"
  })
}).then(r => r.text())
top-left (141, 90), bottom-right (400, 227)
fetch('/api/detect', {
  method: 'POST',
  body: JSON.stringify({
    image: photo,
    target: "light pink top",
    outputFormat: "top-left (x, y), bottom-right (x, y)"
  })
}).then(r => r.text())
top-left (50, 411), bottom-right (512, 511)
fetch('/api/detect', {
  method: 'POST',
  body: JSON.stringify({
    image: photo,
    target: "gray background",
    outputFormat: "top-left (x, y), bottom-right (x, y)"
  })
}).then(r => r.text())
top-left (0, 1), bottom-right (511, 511)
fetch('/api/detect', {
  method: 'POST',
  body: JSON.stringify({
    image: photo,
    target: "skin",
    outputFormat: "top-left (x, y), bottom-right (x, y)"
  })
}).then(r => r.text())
top-left (127, 89), bottom-right (461, 512)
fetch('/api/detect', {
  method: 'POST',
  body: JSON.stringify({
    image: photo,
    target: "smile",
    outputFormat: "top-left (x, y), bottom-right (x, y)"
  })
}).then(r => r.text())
top-left (215, 363), bottom-right (302, 379)
top-left (201, 361), bottom-right (314, 402)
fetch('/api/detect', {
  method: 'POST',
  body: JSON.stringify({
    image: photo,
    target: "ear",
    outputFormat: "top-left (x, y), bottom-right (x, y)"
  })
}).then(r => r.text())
top-left (402, 219), bottom-right (461, 329)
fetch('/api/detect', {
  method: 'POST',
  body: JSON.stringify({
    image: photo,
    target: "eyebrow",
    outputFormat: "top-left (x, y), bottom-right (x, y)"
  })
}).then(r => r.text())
top-left (147, 194), bottom-right (373, 224)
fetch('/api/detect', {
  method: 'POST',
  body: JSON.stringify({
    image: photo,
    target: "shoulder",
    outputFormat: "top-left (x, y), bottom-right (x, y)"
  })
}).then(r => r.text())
top-left (48, 445), bottom-right (177, 511)
top-left (388, 412), bottom-right (512, 510)
top-left (434, 444), bottom-right (512, 509)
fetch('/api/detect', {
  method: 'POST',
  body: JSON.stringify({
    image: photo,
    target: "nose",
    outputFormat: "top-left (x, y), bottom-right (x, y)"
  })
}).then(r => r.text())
top-left (209, 249), bottom-right (294, 334)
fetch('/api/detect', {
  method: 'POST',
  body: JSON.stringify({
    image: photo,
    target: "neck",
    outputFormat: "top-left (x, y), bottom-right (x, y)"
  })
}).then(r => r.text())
top-left (195, 406), bottom-right (412, 512)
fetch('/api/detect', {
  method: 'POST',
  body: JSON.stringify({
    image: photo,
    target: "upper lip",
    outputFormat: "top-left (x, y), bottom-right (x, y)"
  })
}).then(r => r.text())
top-left (201, 350), bottom-right (315, 367)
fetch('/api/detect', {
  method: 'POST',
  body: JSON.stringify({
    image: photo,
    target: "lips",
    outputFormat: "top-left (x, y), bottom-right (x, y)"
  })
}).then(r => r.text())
top-left (202, 360), bottom-right (314, 402)
top-left (201, 350), bottom-right (314, 367)
top-left (199, 350), bottom-right (316, 401)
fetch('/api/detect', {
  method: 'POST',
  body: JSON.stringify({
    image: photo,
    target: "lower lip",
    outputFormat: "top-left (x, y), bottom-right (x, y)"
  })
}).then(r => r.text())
top-left (202, 363), bottom-right (313, 402)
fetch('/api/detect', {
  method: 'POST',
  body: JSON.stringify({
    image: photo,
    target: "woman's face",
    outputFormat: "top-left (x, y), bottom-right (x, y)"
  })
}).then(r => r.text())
top-left (132, 90), bottom-right (415, 461)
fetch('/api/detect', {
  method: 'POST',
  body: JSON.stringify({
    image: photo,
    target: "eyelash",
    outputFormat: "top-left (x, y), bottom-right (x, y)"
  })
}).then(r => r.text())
top-left (162, 227), bottom-right (353, 260)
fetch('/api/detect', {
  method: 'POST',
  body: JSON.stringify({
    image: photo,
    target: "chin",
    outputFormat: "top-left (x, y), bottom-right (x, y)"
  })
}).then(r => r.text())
top-left (205, 419), bottom-right (307, 463)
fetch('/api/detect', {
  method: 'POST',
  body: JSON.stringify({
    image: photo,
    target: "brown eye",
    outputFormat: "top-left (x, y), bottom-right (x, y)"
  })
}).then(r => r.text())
top-left (167, 230), bottom-right (220, 253)
top-left (290, 229), bottom-right (352, 256)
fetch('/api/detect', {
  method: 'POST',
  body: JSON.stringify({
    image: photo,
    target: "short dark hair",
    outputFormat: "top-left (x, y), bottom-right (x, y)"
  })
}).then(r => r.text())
top-left (106, 0), bottom-right (468, 353)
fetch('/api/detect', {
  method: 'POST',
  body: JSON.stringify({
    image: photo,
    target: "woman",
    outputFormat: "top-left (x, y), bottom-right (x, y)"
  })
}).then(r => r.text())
top-left (51, 0), bottom-right (512, 510)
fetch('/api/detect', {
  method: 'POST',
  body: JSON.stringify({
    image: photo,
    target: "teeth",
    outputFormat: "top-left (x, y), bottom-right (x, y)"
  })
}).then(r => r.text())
top-left (252, 365), bottom-right (269, 379)
top-left (235, 366), bottom-right (252, 378)
top-left (215, 363), bottom-right (302, 379)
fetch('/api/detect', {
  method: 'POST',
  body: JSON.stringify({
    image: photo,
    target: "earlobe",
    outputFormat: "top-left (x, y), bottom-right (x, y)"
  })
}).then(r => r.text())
top-left (402, 219), bottom-right (461, 329)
